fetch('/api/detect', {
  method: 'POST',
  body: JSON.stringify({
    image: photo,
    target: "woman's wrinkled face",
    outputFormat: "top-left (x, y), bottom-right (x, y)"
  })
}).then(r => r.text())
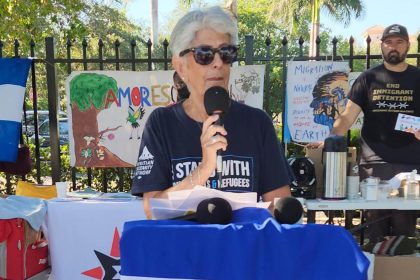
top-left (178, 27), bottom-right (232, 97)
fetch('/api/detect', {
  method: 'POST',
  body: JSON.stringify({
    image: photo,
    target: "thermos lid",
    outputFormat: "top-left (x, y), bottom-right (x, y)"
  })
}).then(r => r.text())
top-left (323, 135), bottom-right (347, 152)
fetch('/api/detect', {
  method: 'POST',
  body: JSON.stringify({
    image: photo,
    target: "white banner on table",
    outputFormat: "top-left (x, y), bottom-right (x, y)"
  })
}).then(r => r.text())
top-left (46, 199), bottom-right (146, 280)
top-left (66, 65), bottom-right (265, 168)
top-left (286, 61), bottom-right (350, 143)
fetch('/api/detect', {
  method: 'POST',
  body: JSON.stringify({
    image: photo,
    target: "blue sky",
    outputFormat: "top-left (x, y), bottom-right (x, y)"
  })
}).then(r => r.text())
top-left (127, 0), bottom-right (419, 41)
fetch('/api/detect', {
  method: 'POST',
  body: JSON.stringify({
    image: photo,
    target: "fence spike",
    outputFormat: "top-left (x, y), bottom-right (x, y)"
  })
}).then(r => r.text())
top-left (14, 39), bottom-right (20, 57)
top-left (147, 38), bottom-right (152, 48)
top-left (298, 36), bottom-right (304, 46)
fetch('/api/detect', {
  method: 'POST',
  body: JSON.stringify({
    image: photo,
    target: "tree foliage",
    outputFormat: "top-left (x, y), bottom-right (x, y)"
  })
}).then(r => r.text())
top-left (237, 0), bottom-right (312, 116)
top-left (0, 1), bottom-right (150, 191)
top-left (269, 0), bottom-right (364, 32)
top-left (0, 0), bottom-right (86, 52)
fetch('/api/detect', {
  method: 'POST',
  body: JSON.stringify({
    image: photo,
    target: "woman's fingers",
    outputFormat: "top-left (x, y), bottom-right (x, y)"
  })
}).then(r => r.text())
top-left (207, 134), bottom-right (228, 150)
top-left (202, 115), bottom-right (227, 136)
top-left (200, 114), bottom-right (228, 173)
top-left (201, 114), bottom-right (227, 148)
top-left (414, 129), bottom-right (420, 141)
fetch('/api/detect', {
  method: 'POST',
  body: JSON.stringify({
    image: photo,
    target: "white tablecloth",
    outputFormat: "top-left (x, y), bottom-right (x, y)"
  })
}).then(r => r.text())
top-left (46, 198), bottom-right (146, 280)
top-left (306, 197), bottom-right (420, 210)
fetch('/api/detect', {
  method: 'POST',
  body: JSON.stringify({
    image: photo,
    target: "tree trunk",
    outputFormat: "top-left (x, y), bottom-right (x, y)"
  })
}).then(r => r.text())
top-left (150, 0), bottom-right (159, 51)
top-left (309, 0), bottom-right (320, 57)
top-left (72, 105), bottom-right (129, 167)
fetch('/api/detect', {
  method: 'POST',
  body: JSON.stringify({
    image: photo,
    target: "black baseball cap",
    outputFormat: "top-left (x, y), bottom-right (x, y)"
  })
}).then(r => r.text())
top-left (381, 24), bottom-right (409, 41)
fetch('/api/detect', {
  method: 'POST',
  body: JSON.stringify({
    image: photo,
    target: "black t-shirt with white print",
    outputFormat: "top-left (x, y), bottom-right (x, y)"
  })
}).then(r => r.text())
top-left (349, 64), bottom-right (420, 165)
top-left (131, 100), bottom-right (293, 197)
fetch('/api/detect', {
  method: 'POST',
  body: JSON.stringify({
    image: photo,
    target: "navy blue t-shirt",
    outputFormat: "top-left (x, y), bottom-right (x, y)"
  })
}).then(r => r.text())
top-left (132, 101), bottom-right (293, 197)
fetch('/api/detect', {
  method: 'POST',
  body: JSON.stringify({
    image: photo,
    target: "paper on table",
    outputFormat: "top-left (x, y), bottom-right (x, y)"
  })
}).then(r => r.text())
top-left (150, 186), bottom-right (267, 220)
top-left (168, 186), bottom-right (257, 202)
top-left (151, 207), bottom-right (192, 220)
top-left (90, 192), bottom-right (137, 201)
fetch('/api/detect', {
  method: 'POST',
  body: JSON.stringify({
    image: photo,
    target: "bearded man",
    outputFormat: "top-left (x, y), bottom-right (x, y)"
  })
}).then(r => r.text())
top-left (329, 24), bottom-right (420, 243)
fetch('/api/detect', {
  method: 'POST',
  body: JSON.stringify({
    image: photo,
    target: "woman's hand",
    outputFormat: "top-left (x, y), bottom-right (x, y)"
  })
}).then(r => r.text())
top-left (199, 114), bottom-right (228, 180)
top-left (415, 129), bottom-right (420, 141)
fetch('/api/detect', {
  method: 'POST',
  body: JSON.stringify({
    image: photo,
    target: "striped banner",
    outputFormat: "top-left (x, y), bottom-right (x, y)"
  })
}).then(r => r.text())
top-left (0, 58), bottom-right (31, 162)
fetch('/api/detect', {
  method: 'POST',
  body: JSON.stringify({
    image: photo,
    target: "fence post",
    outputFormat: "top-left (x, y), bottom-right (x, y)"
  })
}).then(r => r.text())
top-left (244, 35), bottom-right (253, 65)
top-left (417, 35), bottom-right (420, 67)
top-left (263, 37), bottom-right (271, 113)
top-left (45, 37), bottom-right (61, 183)
top-left (349, 36), bottom-right (354, 71)
top-left (281, 36), bottom-right (288, 146)
top-left (365, 36), bottom-right (371, 69)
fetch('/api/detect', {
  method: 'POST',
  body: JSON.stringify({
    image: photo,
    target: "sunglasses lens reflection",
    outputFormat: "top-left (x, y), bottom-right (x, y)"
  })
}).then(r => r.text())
top-left (193, 46), bottom-right (237, 65)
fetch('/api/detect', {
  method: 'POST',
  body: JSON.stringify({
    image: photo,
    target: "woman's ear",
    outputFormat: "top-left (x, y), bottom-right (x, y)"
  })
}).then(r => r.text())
top-left (172, 56), bottom-right (186, 82)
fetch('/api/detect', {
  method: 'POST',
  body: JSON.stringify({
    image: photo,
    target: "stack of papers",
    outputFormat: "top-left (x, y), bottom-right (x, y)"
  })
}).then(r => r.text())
top-left (66, 187), bottom-right (102, 199)
top-left (150, 186), bottom-right (270, 220)
top-left (92, 192), bottom-right (137, 201)
top-left (64, 188), bottom-right (136, 201)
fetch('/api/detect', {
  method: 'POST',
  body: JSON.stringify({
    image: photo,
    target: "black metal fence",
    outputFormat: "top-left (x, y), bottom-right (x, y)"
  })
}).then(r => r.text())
top-left (1, 34), bottom-right (419, 194)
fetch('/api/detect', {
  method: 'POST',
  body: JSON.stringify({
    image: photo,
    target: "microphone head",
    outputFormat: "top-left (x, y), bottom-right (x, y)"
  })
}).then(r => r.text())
top-left (204, 86), bottom-right (230, 116)
top-left (196, 197), bottom-right (233, 224)
top-left (274, 197), bottom-right (303, 225)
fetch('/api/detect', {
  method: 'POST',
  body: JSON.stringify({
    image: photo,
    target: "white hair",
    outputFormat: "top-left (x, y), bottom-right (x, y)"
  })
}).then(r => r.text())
top-left (169, 6), bottom-right (238, 57)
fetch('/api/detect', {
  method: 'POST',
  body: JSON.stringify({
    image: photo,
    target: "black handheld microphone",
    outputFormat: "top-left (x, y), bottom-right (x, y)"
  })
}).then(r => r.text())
top-left (204, 86), bottom-right (230, 188)
top-left (170, 197), bottom-right (233, 224)
top-left (274, 197), bottom-right (304, 225)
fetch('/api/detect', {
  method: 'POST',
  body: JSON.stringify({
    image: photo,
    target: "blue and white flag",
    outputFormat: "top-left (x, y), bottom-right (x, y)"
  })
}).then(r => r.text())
top-left (0, 58), bottom-right (31, 162)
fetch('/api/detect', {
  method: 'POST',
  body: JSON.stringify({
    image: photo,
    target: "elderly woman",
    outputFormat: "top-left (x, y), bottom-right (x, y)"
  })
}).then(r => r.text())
top-left (132, 6), bottom-right (293, 219)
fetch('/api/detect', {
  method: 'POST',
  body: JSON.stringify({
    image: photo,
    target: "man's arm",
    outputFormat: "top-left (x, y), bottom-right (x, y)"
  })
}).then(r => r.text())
top-left (331, 100), bottom-right (362, 136)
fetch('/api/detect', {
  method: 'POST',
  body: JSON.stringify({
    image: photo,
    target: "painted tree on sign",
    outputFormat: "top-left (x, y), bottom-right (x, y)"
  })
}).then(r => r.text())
top-left (70, 73), bottom-right (128, 167)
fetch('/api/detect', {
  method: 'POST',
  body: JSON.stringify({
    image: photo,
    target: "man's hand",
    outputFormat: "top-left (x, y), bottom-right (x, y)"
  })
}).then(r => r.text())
top-left (306, 141), bottom-right (324, 149)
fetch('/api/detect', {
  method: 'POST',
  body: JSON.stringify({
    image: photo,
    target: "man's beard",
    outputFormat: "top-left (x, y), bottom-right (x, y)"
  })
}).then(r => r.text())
top-left (382, 50), bottom-right (407, 65)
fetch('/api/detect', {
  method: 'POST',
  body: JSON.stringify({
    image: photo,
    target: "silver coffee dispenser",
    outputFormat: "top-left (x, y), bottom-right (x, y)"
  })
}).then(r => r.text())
top-left (323, 135), bottom-right (347, 199)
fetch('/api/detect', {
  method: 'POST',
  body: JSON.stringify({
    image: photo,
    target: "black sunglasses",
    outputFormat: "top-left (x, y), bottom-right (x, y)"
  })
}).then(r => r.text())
top-left (179, 45), bottom-right (238, 65)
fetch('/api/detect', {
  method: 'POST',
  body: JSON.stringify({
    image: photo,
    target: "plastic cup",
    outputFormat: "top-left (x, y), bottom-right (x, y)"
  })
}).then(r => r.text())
top-left (55, 182), bottom-right (68, 198)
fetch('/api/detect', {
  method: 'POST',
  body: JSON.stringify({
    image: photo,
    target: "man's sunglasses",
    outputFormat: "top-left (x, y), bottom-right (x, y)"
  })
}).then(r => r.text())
top-left (179, 45), bottom-right (238, 65)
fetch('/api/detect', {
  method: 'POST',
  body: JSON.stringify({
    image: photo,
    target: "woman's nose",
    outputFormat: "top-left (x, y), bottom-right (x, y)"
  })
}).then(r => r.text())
top-left (211, 52), bottom-right (224, 68)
